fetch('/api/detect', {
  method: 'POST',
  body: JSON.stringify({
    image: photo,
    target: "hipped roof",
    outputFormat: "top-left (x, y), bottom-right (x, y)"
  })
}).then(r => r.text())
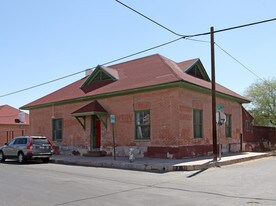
top-left (21, 54), bottom-right (249, 110)
top-left (0, 105), bottom-right (29, 124)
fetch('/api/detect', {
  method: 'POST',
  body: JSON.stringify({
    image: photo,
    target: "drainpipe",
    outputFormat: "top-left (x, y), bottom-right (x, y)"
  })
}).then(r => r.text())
top-left (240, 133), bottom-right (243, 152)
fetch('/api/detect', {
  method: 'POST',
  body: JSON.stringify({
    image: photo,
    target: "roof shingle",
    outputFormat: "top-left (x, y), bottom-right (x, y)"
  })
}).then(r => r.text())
top-left (0, 105), bottom-right (29, 124)
top-left (21, 54), bottom-right (249, 109)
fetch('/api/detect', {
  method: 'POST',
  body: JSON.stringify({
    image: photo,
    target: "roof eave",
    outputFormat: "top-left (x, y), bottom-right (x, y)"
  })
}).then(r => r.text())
top-left (21, 80), bottom-right (250, 110)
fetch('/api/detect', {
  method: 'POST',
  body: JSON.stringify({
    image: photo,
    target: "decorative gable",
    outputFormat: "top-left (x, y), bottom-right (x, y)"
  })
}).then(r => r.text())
top-left (185, 60), bottom-right (210, 82)
top-left (80, 65), bottom-right (119, 93)
top-left (178, 59), bottom-right (210, 82)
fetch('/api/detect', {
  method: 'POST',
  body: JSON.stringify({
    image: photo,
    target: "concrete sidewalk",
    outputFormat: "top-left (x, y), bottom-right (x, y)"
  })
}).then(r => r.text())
top-left (50, 151), bottom-right (275, 173)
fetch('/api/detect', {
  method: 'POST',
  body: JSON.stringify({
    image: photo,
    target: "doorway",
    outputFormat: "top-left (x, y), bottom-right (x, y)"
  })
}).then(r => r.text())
top-left (91, 115), bottom-right (101, 149)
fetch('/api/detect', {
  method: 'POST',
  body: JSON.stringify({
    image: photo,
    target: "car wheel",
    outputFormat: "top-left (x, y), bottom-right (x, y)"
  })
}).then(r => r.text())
top-left (41, 158), bottom-right (50, 163)
top-left (18, 152), bottom-right (26, 164)
top-left (0, 151), bottom-right (5, 162)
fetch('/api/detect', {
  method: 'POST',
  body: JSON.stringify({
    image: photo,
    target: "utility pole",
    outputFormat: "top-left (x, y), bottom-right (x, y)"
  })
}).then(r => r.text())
top-left (211, 27), bottom-right (218, 161)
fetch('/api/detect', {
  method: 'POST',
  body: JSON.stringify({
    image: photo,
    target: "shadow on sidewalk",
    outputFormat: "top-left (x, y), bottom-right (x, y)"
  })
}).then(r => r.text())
top-left (186, 160), bottom-right (217, 178)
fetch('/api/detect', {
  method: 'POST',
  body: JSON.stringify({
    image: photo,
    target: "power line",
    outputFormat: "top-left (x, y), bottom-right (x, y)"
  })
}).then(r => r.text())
top-left (187, 38), bottom-right (267, 82)
top-left (116, 0), bottom-right (276, 38)
top-left (2, 1), bottom-right (276, 98)
top-left (115, 0), bottom-right (187, 37)
top-left (186, 37), bottom-right (210, 44)
top-left (0, 70), bottom-right (85, 98)
top-left (0, 37), bottom-right (183, 98)
top-left (115, 0), bottom-right (274, 81)
top-left (192, 18), bottom-right (276, 37)
top-left (98, 37), bottom-right (183, 66)
top-left (215, 42), bottom-right (264, 81)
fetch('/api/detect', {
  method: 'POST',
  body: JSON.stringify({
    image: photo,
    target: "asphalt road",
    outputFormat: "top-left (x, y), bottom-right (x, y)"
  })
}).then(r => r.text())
top-left (0, 156), bottom-right (276, 206)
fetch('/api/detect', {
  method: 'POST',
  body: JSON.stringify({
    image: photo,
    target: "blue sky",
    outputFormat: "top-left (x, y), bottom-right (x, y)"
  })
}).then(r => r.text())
top-left (1, 0), bottom-right (275, 110)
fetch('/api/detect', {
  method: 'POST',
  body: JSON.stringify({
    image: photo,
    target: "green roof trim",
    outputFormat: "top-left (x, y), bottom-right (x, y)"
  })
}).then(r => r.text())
top-left (20, 80), bottom-right (249, 110)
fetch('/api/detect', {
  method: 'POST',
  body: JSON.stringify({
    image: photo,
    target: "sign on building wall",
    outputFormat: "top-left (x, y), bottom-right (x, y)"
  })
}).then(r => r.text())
top-left (110, 114), bottom-right (116, 124)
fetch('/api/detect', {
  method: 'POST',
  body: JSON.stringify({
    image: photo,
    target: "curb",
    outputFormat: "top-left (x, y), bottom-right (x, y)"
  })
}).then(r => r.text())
top-left (173, 152), bottom-right (273, 171)
top-left (51, 152), bottom-right (275, 172)
top-left (52, 159), bottom-right (173, 173)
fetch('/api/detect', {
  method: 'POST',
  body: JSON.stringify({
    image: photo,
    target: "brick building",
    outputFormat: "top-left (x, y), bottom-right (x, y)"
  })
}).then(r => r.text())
top-left (21, 54), bottom-right (250, 158)
top-left (242, 107), bottom-right (276, 151)
top-left (0, 105), bottom-right (30, 145)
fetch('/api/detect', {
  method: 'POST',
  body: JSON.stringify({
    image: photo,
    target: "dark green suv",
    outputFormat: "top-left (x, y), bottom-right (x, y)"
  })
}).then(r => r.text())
top-left (0, 136), bottom-right (53, 163)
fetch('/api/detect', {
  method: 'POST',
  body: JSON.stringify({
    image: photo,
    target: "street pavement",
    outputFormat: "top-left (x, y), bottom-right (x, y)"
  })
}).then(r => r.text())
top-left (2, 156), bottom-right (276, 206)
top-left (51, 151), bottom-right (276, 172)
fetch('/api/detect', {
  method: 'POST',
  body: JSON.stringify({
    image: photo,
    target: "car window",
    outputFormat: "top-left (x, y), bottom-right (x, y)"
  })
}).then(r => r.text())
top-left (19, 138), bottom-right (27, 144)
top-left (7, 139), bottom-right (16, 146)
top-left (23, 138), bottom-right (27, 144)
top-left (33, 138), bottom-right (49, 145)
top-left (14, 138), bottom-right (21, 145)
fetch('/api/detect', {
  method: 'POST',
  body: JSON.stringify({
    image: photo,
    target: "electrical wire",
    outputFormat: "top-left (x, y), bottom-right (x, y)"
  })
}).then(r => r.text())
top-left (0, 70), bottom-right (85, 98)
top-left (185, 37), bottom-right (210, 44)
top-left (0, 37), bottom-right (183, 98)
top-left (215, 42), bottom-right (264, 81)
top-left (115, 0), bottom-right (276, 38)
top-left (192, 18), bottom-right (276, 37)
top-left (116, 0), bottom-right (274, 81)
top-left (115, 0), bottom-right (187, 37)
top-left (1, 1), bottom-right (276, 98)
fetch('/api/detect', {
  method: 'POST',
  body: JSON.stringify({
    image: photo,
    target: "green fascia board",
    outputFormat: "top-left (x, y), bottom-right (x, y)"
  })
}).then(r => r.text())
top-left (20, 81), bottom-right (181, 110)
top-left (21, 80), bottom-right (249, 110)
top-left (71, 111), bottom-right (107, 117)
top-left (178, 81), bottom-right (250, 103)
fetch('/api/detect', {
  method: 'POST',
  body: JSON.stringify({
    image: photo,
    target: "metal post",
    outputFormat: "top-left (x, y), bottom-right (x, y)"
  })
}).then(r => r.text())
top-left (211, 27), bottom-right (218, 161)
top-left (218, 126), bottom-right (221, 160)
top-left (112, 123), bottom-right (116, 160)
top-left (240, 133), bottom-right (243, 152)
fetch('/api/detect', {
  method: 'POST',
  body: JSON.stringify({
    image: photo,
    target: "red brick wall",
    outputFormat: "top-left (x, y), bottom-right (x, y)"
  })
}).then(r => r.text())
top-left (0, 124), bottom-right (30, 145)
top-left (242, 108), bottom-right (255, 142)
top-left (254, 126), bottom-right (276, 145)
top-left (30, 102), bottom-right (91, 149)
top-left (242, 108), bottom-right (276, 151)
top-left (29, 87), bottom-right (243, 158)
top-left (177, 88), bottom-right (242, 154)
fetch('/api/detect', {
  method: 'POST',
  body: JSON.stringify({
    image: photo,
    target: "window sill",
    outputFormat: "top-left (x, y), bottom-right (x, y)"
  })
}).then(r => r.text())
top-left (53, 140), bottom-right (63, 143)
top-left (193, 137), bottom-right (204, 140)
top-left (134, 139), bottom-right (151, 142)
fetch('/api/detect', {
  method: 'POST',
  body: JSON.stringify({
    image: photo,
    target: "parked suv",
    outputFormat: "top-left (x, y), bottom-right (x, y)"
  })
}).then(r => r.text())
top-left (0, 136), bottom-right (53, 163)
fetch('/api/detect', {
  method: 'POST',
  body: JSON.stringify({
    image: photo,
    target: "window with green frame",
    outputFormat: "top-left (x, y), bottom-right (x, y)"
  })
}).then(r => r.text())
top-left (135, 110), bottom-right (150, 140)
top-left (225, 114), bottom-right (232, 137)
top-left (193, 109), bottom-right (203, 138)
top-left (52, 118), bottom-right (63, 141)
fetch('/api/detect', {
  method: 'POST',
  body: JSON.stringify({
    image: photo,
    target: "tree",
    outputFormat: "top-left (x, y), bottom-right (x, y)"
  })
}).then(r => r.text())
top-left (244, 78), bottom-right (276, 126)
